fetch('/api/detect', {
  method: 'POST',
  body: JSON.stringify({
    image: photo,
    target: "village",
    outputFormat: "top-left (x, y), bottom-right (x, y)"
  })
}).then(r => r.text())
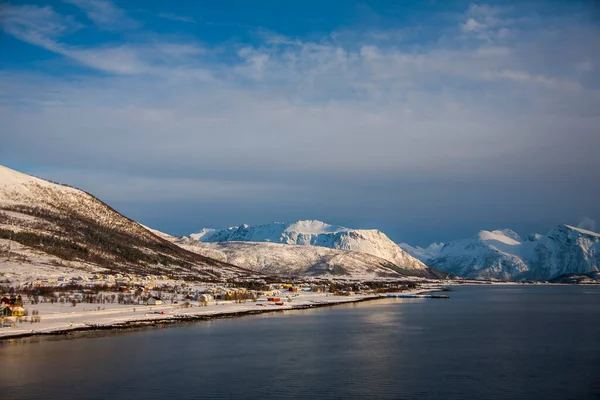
top-left (0, 272), bottom-right (434, 336)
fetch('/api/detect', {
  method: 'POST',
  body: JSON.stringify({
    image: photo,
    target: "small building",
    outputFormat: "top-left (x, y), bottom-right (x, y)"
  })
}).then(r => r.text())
top-left (199, 294), bottom-right (214, 302)
top-left (0, 297), bottom-right (10, 305)
top-left (267, 297), bottom-right (281, 302)
top-left (3, 306), bottom-right (25, 317)
top-left (147, 297), bottom-right (163, 306)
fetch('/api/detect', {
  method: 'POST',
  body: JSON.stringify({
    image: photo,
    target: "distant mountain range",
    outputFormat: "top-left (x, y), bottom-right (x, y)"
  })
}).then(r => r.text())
top-left (174, 221), bottom-right (443, 279)
top-left (0, 165), bottom-right (438, 281)
top-left (2, 164), bottom-right (597, 283)
top-left (400, 225), bottom-right (600, 281)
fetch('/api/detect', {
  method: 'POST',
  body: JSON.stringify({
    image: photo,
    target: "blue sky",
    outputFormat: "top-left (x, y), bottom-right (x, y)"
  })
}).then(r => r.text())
top-left (1, 0), bottom-right (599, 245)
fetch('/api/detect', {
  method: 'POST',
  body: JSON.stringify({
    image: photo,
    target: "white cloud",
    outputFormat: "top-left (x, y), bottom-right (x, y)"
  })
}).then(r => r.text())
top-left (461, 17), bottom-right (485, 33)
top-left (0, 3), bottom-right (206, 75)
top-left (63, 0), bottom-right (137, 29)
top-left (0, 2), bottom-right (599, 213)
top-left (0, 3), bottom-right (82, 47)
top-left (480, 70), bottom-right (582, 91)
top-left (158, 13), bottom-right (196, 24)
top-left (459, 3), bottom-right (515, 42)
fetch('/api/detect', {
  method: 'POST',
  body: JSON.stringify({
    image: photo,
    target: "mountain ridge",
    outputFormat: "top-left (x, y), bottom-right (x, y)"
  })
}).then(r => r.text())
top-left (0, 164), bottom-right (254, 281)
top-left (400, 224), bottom-right (600, 281)
top-left (175, 240), bottom-right (434, 280)
top-left (183, 220), bottom-right (436, 276)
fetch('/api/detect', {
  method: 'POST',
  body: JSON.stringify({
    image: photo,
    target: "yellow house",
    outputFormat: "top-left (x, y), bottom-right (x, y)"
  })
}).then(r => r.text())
top-left (4, 306), bottom-right (26, 317)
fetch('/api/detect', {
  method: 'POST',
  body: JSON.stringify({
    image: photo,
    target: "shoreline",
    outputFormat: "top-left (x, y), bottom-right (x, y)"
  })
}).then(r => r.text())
top-left (0, 289), bottom-right (440, 341)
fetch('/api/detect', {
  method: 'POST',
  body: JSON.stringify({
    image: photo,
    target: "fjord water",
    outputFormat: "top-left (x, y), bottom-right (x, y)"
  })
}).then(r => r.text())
top-left (2, 286), bottom-right (599, 400)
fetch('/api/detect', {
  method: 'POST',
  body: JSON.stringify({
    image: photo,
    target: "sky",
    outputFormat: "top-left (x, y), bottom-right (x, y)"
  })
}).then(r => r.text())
top-left (0, 0), bottom-right (599, 246)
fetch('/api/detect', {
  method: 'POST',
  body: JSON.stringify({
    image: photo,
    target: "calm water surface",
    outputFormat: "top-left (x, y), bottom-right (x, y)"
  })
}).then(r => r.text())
top-left (1, 285), bottom-right (599, 400)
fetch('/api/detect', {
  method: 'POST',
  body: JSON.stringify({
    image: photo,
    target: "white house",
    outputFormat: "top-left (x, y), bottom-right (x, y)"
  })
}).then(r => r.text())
top-left (147, 297), bottom-right (163, 306)
top-left (199, 294), bottom-right (214, 302)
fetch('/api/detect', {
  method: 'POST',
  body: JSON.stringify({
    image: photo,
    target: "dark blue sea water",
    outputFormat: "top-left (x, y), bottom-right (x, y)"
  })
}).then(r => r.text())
top-left (1, 285), bottom-right (599, 400)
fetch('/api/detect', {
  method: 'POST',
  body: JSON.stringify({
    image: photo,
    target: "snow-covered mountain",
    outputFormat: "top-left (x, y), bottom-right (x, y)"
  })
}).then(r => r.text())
top-left (176, 240), bottom-right (425, 280)
top-left (0, 164), bottom-right (252, 281)
top-left (527, 225), bottom-right (600, 281)
top-left (401, 225), bottom-right (600, 281)
top-left (183, 220), bottom-right (437, 277)
top-left (398, 242), bottom-right (444, 263)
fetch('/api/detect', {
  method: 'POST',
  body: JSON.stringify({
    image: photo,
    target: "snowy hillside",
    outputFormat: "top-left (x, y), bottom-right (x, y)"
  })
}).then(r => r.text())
top-left (0, 164), bottom-right (252, 281)
top-left (176, 240), bottom-right (425, 280)
top-left (402, 225), bottom-right (600, 281)
top-left (185, 220), bottom-right (437, 276)
top-left (398, 242), bottom-right (444, 262)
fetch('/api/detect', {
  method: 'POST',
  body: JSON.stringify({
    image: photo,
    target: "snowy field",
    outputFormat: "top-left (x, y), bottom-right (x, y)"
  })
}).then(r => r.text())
top-left (0, 288), bottom-right (439, 340)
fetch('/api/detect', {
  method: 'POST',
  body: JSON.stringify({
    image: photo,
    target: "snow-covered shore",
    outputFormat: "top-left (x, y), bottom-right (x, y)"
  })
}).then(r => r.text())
top-left (0, 289), bottom-right (441, 340)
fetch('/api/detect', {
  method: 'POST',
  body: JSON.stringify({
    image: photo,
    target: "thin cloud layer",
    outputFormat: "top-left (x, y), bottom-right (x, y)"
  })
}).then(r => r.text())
top-left (0, 1), bottom-right (598, 242)
top-left (63, 0), bottom-right (137, 30)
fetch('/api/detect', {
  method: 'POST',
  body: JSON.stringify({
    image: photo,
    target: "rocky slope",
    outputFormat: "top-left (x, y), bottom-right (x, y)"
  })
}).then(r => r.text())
top-left (0, 164), bottom-right (253, 281)
top-left (401, 225), bottom-right (600, 281)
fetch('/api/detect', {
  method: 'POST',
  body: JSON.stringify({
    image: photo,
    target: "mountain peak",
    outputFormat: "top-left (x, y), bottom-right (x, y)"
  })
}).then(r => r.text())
top-left (411, 223), bottom-right (599, 281)
top-left (563, 224), bottom-right (600, 238)
top-left (285, 220), bottom-right (348, 234)
top-left (185, 220), bottom-right (431, 274)
top-left (476, 229), bottom-right (521, 246)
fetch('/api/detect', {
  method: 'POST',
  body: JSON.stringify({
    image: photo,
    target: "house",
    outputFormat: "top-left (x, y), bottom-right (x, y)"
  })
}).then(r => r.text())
top-left (147, 297), bottom-right (163, 306)
top-left (11, 306), bottom-right (26, 316)
top-left (199, 294), bottom-right (214, 302)
top-left (310, 285), bottom-right (326, 293)
top-left (0, 297), bottom-right (10, 305)
top-left (3, 306), bottom-right (25, 317)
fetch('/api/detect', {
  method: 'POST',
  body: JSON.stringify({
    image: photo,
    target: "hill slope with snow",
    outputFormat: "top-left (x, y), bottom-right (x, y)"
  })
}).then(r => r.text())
top-left (183, 220), bottom-right (440, 278)
top-left (401, 226), bottom-right (600, 281)
top-left (0, 164), bottom-right (252, 281)
top-left (176, 239), bottom-right (427, 280)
